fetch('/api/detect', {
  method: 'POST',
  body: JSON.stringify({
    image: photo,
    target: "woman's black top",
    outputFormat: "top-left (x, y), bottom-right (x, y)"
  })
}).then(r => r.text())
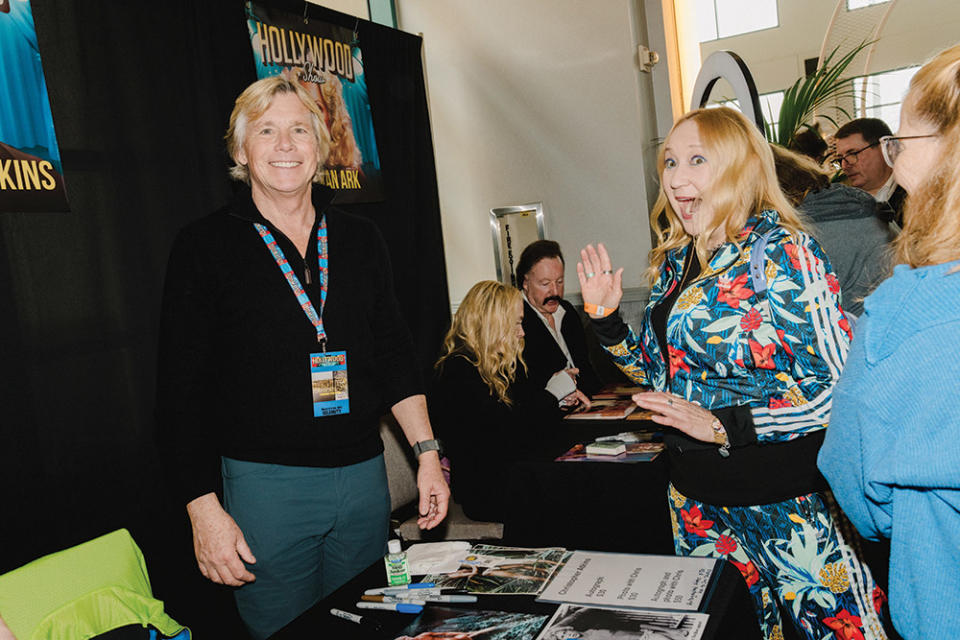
top-left (429, 354), bottom-right (562, 522)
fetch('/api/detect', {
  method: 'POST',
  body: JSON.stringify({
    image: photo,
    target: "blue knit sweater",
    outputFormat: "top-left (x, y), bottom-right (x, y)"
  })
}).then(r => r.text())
top-left (819, 260), bottom-right (960, 640)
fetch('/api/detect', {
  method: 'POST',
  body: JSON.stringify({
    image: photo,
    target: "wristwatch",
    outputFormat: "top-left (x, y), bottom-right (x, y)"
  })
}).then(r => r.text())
top-left (710, 417), bottom-right (731, 458)
top-left (412, 439), bottom-right (443, 458)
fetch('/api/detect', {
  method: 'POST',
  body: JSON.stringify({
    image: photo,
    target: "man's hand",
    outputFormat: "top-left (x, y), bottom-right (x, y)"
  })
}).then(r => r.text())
top-left (562, 389), bottom-right (593, 412)
top-left (415, 451), bottom-right (450, 530)
top-left (391, 395), bottom-right (451, 530)
top-left (186, 493), bottom-right (257, 586)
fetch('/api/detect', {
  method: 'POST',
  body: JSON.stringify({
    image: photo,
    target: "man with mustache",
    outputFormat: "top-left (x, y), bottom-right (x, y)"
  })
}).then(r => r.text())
top-left (516, 240), bottom-right (601, 401)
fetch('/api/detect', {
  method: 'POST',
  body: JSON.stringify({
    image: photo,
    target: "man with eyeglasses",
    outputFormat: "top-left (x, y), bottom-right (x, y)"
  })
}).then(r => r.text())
top-left (833, 118), bottom-right (907, 227)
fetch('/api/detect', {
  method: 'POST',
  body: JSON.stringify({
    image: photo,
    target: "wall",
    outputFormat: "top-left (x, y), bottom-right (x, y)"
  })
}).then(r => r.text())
top-left (308, 0), bottom-right (369, 19)
top-left (396, 0), bottom-right (665, 306)
top-left (699, 0), bottom-right (960, 101)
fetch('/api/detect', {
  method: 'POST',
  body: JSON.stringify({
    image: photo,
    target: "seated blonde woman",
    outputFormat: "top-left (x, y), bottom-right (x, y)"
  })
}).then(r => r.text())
top-left (429, 281), bottom-right (588, 522)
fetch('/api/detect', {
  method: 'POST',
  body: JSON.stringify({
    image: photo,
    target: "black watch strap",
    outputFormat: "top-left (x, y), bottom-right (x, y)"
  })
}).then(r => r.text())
top-left (412, 438), bottom-right (442, 458)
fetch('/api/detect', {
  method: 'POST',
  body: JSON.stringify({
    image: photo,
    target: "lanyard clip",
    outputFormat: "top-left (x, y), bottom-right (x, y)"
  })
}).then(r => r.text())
top-left (317, 336), bottom-right (327, 352)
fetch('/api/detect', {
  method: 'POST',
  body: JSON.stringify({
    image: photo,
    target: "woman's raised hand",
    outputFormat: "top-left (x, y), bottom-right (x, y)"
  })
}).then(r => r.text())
top-left (577, 243), bottom-right (624, 315)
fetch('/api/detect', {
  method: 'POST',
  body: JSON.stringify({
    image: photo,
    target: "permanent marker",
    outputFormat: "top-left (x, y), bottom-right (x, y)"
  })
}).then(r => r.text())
top-left (365, 582), bottom-right (436, 595)
top-left (420, 594), bottom-right (478, 603)
top-left (329, 608), bottom-right (383, 631)
top-left (361, 595), bottom-right (427, 605)
top-left (356, 601), bottom-right (424, 614)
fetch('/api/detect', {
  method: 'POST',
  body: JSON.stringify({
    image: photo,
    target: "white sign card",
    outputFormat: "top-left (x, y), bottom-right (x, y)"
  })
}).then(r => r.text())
top-left (537, 551), bottom-right (719, 611)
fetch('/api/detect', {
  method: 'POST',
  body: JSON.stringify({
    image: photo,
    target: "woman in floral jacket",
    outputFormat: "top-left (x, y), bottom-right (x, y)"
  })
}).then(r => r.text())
top-left (579, 107), bottom-right (886, 640)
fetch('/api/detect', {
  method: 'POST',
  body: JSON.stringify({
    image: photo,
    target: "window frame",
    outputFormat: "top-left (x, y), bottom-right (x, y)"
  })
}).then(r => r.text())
top-left (697, 0), bottom-right (780, 43)
top-left (846, 0), bottom-right (889, 11)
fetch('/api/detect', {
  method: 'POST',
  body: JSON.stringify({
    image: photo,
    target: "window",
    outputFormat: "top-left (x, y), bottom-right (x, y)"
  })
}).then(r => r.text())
top-left (696, 0), bottom-right (779, 43)
top-left (852, 66), bottom-right (919, 130)
top-left (847, 0), bottom-right (888, 10)
top-left (706, 91), bottom-right (784, 139)
top-left (759, 91), bottom-right (785, 140)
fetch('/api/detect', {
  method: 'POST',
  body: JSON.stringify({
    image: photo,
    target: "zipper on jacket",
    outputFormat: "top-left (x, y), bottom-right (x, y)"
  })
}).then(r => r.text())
top-left (304, 259), bottom-right (312, 285)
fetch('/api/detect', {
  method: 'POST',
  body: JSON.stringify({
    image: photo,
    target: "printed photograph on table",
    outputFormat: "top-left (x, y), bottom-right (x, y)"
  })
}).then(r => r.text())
top-left (536, 604), bottom-right (709, 640)
top-left (0, 0), bottom-right (69, 212)
top-left (423, 545), bottom-right (568, 595)
top-left (564, 398), bottom-right (638, 420)
top-left (591, 384), bottom-right (647, 400)
top-left (244, 1), bottom-right (383, 203)
top-left (395, 607), bottom-right (549, 640)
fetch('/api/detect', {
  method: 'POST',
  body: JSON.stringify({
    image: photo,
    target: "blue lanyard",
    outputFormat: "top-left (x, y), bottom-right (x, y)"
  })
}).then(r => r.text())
top-left (254, 215), bottom-right (329, 349)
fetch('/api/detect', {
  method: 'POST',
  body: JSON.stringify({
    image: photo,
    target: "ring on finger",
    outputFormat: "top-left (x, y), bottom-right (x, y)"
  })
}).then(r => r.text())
top-left (602, 269), bottom-right (613, 275)
top-left (586, 272), bottom-right (595, 278)
top-left (667, 398), bottom-right (673, 406)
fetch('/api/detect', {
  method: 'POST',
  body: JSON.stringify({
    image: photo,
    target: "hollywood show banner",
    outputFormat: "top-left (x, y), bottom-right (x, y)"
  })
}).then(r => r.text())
top-left (0, 0), bottom-right (69, 213)
top-left (245, 2), bottom-right (383, 203)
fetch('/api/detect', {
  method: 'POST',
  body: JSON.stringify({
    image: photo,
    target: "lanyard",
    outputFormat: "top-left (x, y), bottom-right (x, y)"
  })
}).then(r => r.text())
top-left (254, 215), bottom-right (329, 349)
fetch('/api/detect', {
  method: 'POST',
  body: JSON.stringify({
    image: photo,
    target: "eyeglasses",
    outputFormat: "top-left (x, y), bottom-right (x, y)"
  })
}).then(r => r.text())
top-left (830, 141), bottom-right (879, 170)
top-left (879, 134), bottom-right (939, 168)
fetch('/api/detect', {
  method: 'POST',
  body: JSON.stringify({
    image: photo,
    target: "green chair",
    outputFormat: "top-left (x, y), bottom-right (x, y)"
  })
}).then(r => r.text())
top-left (0, 529), bottom-right (187, 640)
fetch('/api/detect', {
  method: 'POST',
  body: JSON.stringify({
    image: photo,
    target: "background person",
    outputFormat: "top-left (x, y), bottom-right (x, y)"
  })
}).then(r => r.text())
top-left (579, 107), bottom-right (886, 640)
top-left (430, 280), bottom-right (588, 522)
top-left (772, 144), bottom-right (895, 317)
top-left (516, 240), bottom-right (602, 398)
top-left (833, 118), bottom-right (906, 227)
top-left (819, 43), bottom-right (960, 640)
top-left (157, 76), bottom-right (448, 639)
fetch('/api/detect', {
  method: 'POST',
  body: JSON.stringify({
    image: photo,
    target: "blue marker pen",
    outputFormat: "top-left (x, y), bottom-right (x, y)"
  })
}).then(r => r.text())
top-left (365, 582), bottom-right (436, 595)
top-left (356, 601), bottom-right (424, 614)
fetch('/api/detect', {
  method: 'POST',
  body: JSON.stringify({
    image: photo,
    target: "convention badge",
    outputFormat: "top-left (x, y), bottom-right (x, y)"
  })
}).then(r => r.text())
top-left (309, 351), bottom-right (350, 417)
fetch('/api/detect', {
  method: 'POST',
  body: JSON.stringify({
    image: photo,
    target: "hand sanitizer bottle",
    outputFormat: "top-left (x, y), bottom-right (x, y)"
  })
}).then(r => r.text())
top-left (384, 539), bottom-right (410, 586)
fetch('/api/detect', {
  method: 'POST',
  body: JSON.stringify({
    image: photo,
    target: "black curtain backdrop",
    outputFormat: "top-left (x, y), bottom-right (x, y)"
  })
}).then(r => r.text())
top-left (0, 1), bottom-right (448, 635)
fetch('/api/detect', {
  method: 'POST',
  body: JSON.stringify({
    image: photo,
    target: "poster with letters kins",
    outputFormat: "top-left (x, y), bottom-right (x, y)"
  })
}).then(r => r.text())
top-left (0, 0), bottom-right (69, 213)
top-left (244, 2), bottom-right (384, 203)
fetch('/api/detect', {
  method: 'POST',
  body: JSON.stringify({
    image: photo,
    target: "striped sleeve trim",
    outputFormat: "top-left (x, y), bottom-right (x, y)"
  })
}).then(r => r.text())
top-left (751, 233), bottom-right (848, 438)
top-left (752, 387), bottom-right (832, 435)
top-left (792, 232), bottom-right (849, 380)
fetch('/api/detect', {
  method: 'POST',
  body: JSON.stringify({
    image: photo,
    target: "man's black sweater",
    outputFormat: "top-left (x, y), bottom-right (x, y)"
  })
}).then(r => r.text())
top-left (157, 185), bottom-right (421, 506)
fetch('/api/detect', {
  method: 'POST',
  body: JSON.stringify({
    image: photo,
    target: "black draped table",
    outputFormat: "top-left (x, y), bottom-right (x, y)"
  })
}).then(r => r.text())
top-left (273, 550), bottom-right (762, 639)
top-left (501, 417), bottom-right (674, 554)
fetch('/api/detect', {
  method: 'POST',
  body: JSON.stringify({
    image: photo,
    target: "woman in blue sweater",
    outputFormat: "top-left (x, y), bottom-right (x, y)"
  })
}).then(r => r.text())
top-left (579, 107), bottom-right (886, 640)
top-left (819, 44), bottom-right (960, 640)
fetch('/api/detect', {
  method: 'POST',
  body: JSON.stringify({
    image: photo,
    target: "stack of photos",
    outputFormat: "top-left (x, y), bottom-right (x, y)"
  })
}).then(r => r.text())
top-left (424, 545), bottom-right (568, 595)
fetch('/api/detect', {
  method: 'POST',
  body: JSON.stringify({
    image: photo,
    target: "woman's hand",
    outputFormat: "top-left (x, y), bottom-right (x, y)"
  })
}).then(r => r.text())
top-left (632, 391), bottom-right (716, 443)
top-left (577, 243), bottom-right (624, 314)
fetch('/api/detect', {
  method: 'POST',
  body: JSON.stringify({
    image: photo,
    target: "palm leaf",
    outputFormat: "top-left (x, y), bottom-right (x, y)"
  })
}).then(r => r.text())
top-left (770, 41), bottom-right (873, 147)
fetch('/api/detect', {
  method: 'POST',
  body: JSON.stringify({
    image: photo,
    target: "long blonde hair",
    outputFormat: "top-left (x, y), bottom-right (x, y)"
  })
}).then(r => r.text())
top-left (647, 107), bottom-right (805, 283)
top-left (893, 44), bottom-right (960, 268)
top-left (436, 281), bottom-right (525, 405)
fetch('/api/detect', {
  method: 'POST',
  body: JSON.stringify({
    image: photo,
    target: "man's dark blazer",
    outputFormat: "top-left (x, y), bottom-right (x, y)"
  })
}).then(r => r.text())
top-left (877, 184), bottom-right (907, 228)
top-left (521, 298), bottom-right (601, 396)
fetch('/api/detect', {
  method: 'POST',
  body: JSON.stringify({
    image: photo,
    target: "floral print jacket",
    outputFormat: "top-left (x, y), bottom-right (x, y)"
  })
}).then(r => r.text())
top-left (605, 210), bottom-right (851, 443)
